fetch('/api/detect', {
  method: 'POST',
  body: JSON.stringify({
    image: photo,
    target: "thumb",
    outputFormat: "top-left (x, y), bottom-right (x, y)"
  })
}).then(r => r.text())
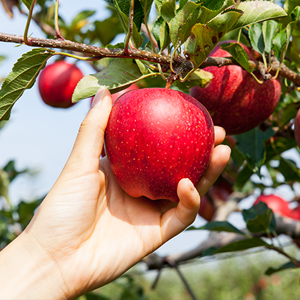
top-left (160, 178), bottom-right (200, 243)
top-left (67, 87), bottom-right (112, 168)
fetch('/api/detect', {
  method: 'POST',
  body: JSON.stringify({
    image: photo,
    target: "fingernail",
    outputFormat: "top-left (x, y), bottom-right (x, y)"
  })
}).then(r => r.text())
top-left (187, 179), bottom-right (195, 192)
top-left (91, 87), bottom-right (107, 108)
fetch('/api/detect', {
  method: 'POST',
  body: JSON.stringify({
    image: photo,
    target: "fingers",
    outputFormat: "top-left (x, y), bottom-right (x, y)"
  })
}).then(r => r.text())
top-left (160, 179), bottom-right (200, 243)
top-left (196, 145), bottom-right (231, 197)
top-left (214, 126), bottom-right (226, 146)
top-left (67, 88), bottom-right (112, 168)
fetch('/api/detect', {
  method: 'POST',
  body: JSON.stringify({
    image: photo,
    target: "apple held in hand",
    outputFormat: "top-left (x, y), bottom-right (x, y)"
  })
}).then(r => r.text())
top-left (190, 41), bottom-right (281, 135)
top-left (104, 88), bottom-right (215, 202)
top-left (253, 194), bottom-right (292, 218)
top-left (38, 60), bottom-right (83, 108)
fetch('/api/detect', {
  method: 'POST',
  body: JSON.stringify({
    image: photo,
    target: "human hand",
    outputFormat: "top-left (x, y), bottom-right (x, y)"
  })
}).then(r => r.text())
top-left (0, 88), bottom-right (230, 299)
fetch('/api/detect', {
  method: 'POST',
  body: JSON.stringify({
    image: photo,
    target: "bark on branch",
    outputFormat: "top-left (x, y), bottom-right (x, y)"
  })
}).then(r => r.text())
top-left (0, 32), bottom-right (299, 86)
top-left (143, 215), bottom-right (300, 270)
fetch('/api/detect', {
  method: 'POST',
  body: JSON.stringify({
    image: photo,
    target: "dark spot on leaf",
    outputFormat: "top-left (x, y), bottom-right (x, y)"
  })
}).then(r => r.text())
top-left (212, 36), bottom-right (218, 44)
top-left (218, 32), bottom-right (223, 38)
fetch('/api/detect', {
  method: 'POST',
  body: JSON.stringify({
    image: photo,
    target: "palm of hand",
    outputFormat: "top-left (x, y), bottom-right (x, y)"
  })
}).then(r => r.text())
top-left (25, 157), bottom-right (179, 296)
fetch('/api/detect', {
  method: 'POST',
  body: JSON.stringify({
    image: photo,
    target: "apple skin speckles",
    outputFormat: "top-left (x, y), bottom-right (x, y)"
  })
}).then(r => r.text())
top-left (104, 88), bottom-right (214, 202)
top-left (190, 41), bottom-right (281, 135)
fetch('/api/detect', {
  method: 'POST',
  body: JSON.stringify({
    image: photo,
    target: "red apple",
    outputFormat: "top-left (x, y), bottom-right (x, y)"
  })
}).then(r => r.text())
top-left (290, 204), bottom-right (300, 220)
top-left (253, 194), bottom-right (292, 218)
top-left (294, 109), bottom-right (300, 148)
top-left (38, 61), bottom-right (83, 108)
top-left (198, 176), bottom-right (233, 221)
top-left (190, 41), bottom-right (281, 135)
top-left (104, 88), bottom-right (215, 202)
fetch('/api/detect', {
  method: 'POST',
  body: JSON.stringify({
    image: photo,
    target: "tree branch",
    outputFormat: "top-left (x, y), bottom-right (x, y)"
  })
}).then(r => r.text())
top-left (0, 32), bottom-right (299, 86)
top-left (143, 214), bottom-right (300, 270)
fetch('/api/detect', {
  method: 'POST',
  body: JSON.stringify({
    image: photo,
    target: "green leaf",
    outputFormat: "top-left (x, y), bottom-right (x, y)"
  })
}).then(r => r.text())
top-left (0, 48), bottom-right (54, 122)
top-left (113, 0), bottom-right (144, 47)
top-left (221, 43), bottom-right (255, 73)
top-left (262, 20), bottom-right (279, 54)
top-left (231, 1), bottom-right (287, 31)
top-left (189, 221), bottom-right (246, 235)
top-left (20, 0), bottom-right (34, 10)
top-left (284, 0), bottom-right (299, 15)
top-left (72, 59), bottom-right (159, 102)
top-left (272, 29), bottom-right (287, 62)
top-left (174, 69), bottom-right (213, 91)
top-left (242, 202), bottom-right (276, 234)
top-left (234, 127), bottom-right (275, 172)
top-left (94, 12), bottom-right (124, 46)
top-left (169, 1), bottom-right (202, 46)
top-left (161, 0), bottom-right (176, 23)
top-left (206, 9), bottom-right (243, 45)
top-left (17, 198), bottom-right (43, 228)
top-left (276, 157), bottom-right (300, 182)
top-left (291, 22), bottom-right (300, 71)
top-left (70, 10), bottom-right (96, 28)
top-left (234, 164), bottom-right (254, 191)
top-left (214, 238), bottom-right (269, 254)
top-left (277, 102), bottom-right (298, 127)
top-left (152, 17), bottom-right (170, 51)
top-left (249, 23), bottom-right (264, 55)
top-left (201, 247), bottom-right (218, 257)
top-left (0, 169), bottom-right (9, 200)
top-left (3, 160), bottom-right (29, 182)
top-left (265, 137), bottom-right (297, 162)
top-left (85, 292), bottom-right (111, 300)
top-left (0, 56), bottom-right (6, 64)
top-left (265, 261), bottom-right (299, 276)
top-left (154, 0), bottom-right (167, 16)
top-left (113, 0), bottom-right (144, 31)
top-left (184, 24), bottom-right (214, 69)
top-left (201, 0), bottom-right (227, 11)
top-left (197, 0), bottom-right (235, 24)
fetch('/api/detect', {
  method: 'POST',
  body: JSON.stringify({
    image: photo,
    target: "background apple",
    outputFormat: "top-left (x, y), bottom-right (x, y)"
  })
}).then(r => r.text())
top-left (190, 41), bottom-right (281, 135)
top-left (294, 108), bottom-right (300, 148)
top-left (104, 88), bottom-right (215, 202)
top-left (38, 60), bottom-right (83, 108)
top-left (253, 194), bottom-right (292, 218)
top-left (198, 176), bottom-right (233, 221)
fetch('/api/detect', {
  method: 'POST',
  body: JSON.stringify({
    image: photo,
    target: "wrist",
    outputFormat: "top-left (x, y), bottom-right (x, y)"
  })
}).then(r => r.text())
top-left (0, 231), bottom-right (68, 299)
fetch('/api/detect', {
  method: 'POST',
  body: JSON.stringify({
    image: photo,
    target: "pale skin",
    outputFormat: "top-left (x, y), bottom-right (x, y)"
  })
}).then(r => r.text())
top-left (0, 88), bottom-right (231, 299)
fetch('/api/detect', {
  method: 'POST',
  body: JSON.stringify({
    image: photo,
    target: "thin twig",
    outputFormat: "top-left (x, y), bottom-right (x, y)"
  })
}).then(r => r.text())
top-left (124, 0), bottom-right (135, 54)
top-left (165, 258), bottom-right (198, 300)
top-left (23, 0), bottom-right (37, 45)
top-left (54, 0), bottom-right (64, 40)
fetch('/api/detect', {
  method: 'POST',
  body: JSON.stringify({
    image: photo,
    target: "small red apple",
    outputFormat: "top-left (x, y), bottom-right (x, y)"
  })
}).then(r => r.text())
top-left (38, 60), bottom-right (83, 108)
top-left (198, 176), bottom-right (233, 221)
top-left (104, 88), bottom-right (215, 202)
top-left (294, 109), bottom-right (300, 148)
top-left (190, 41), bottom-right (281, 135)
top-left (253, 194), bottom-right (292, 218)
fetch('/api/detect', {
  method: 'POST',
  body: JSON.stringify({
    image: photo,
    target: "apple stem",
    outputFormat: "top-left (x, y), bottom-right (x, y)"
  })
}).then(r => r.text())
top-left (54, 52), bottom-right (101, 61)
top-left (23, 0), bottom-right (37, 46)
top-left (54, 0), bottom-right (65, 40)
top-left (124, 0), bottom-right (135, 55)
